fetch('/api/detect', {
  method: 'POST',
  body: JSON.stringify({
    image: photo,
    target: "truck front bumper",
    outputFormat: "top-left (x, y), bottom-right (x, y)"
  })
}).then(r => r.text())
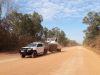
top-left (20, 49), bottom-right (33, 55)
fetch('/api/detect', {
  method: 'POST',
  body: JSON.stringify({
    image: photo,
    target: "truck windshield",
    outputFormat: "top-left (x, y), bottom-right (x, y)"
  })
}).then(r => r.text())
top-left (27, 43), bottom-right (37, 47)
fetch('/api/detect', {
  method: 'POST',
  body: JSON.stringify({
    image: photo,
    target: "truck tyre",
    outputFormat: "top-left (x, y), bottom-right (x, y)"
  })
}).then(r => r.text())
top-left (32, 51), bottom-right (37, 58)
top-left (21, 54), bottom-right (25, 58)
top-left (43, 49), bottom-right (48, 55)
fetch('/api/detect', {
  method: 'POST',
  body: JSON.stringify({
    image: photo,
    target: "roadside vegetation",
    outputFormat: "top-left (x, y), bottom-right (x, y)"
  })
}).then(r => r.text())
top-left (0, 0), bottom-right (78, 51)
top-left (83, 11), bottom-right (100, 50)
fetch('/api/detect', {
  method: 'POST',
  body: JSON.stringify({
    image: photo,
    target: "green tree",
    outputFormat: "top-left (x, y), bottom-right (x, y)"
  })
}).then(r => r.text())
top-left (5, 11), bottom-right (43, 36)
top-left (31, 12), bottom-right (43, 40)
top-left (42, 27), bottom-right (49, 40)
top-left (0, 0), bottom-right (18, 50)
top-left (83, 11), bottom-right (100, 49)
top-left (42, 27), bottom-right (76, 46)
top-left (0, 10), bottom-right (44, 50)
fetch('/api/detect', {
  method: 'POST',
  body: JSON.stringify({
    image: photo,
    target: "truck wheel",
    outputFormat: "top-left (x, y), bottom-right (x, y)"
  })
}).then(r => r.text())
top-left (21, 55), bottom-right (25, 58)
top-left (43, 49), bottom-right (48, 55)
top-left (32, 51), bottom-right (37, 58)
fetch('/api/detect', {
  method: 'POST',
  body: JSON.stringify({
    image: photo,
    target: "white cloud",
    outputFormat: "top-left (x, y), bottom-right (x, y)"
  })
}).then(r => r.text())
top-left (16, 0), bottom-right (100, 20)
top-left (37, 1), bottom-right (60, 20)
top-left (26, 0), bottom-right (80, 20)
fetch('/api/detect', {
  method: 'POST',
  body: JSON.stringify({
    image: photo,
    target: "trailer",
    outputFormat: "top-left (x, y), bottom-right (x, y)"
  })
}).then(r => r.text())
top-left (45, 37), bottom-right (61, 52)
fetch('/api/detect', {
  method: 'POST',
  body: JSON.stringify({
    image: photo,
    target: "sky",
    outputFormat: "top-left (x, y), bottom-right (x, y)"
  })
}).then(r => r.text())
top-left (13, 0), bottom-right (100, 43)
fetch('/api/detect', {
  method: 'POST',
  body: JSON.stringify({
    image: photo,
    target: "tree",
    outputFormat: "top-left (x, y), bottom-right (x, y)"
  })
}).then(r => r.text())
top-left (31, 12), bottom-right (43, 39)
top-left (83, 12), bottom-right (100, 35)
top-left (0, 9), bottom-right (44, 50)
top-left (0, 0), bottom-right (18, 50)
top-left (42, 27), bottom-right (49, 40)
top-left (42, 27), bottom-right (77, 46)
top-left (83, 11), bottom-right (100, 49)
top-left (5, 11), bottom-right (44, 46)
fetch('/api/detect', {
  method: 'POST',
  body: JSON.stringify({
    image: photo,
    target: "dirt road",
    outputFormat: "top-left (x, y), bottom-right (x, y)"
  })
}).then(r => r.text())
top-left (0, 46), bottom-right (100, 75)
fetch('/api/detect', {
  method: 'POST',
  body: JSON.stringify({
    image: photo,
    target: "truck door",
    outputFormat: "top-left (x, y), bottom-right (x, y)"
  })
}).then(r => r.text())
top-left (37, 44), bottom-right (44, 54)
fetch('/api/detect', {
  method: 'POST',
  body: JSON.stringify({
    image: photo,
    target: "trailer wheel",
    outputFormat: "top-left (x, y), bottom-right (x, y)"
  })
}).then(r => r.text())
top-left (57, 49), bottom-right (61, 52)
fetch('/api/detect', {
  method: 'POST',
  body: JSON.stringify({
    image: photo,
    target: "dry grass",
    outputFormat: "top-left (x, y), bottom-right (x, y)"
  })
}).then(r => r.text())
top-left (85, 46), bottom-right (100, 55)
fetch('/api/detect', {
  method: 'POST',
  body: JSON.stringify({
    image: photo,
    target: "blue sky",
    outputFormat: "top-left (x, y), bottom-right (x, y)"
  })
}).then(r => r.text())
top-left (14, 0), bottom-right (100, 43)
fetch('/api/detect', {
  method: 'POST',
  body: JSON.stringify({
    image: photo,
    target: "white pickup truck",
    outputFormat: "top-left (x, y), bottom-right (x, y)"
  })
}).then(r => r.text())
top-left (19, 42), bottom-right (47, 58)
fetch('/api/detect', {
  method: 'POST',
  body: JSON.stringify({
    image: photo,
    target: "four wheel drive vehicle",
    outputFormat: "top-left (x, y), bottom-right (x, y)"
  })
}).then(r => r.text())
top-left (19, 42), bottom-right (47, 58)
top-left (19, 37), bottom-right (62, 58)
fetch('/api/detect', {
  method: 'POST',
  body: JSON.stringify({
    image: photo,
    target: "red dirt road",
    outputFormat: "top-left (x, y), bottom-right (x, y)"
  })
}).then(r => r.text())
top-left (0, 46), bottom-right (100, 75)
